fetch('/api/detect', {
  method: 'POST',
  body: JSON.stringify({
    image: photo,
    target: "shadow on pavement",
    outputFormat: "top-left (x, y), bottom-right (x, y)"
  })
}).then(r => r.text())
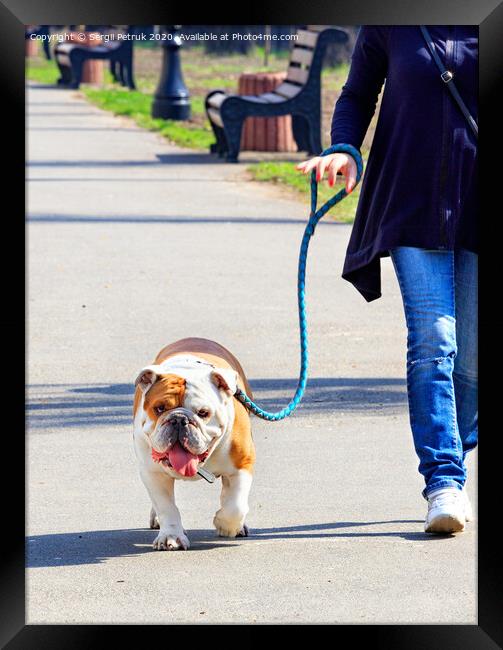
top-left (26, 377), bottom-right (407, 430)
top-left (27, 519), bottom-right (451, 568)
top-left (27, 152), bottom-right (304, 168)
top-left (26, 528), bottom-right (239, 567)
top-left (26, 84), bottom-right (68, 90)
top-left (28, 112), bottom-right (102, 118)
top-left (156, 152), bottom-right (304, 165)
top-left (27, 214), bottom-right (329, 225)
top-left (249, 520), bottom-right (454, 543)
top-left (27, 158), bottom-right (172, 167)
top-left (30, 126), bottom-right (147, 132)
top-left (28, 177), bottom-right (245, 183)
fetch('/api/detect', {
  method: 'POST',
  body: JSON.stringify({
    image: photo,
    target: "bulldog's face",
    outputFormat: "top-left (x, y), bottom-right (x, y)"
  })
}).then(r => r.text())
top-left (134, 359), bottom-right (237, 478)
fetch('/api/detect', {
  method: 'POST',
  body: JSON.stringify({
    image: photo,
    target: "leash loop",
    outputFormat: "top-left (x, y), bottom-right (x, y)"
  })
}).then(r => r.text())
top-left (234, 143), bottom-right (363, 421)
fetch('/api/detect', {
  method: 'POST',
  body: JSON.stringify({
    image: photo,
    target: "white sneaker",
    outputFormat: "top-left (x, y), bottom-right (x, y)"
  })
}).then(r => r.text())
top-left (424, 487), bottom-right (466, 533)
top-left (463, 487), bottom-right (474, 522)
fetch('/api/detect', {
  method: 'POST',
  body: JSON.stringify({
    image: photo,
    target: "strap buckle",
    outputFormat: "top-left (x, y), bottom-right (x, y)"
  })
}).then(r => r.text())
top-left (441, 70), bottom-right (454, 83)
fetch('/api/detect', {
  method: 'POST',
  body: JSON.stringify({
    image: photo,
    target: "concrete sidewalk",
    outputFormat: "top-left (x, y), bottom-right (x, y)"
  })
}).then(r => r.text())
top-left (26, 82), bottom-right (476, 624)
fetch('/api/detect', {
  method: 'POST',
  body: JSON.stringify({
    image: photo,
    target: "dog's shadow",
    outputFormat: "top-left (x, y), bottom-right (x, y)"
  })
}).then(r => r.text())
top-left (26, 527), bottom-right (232, 568)
top-left (26, 519), bottom-right (454, 568)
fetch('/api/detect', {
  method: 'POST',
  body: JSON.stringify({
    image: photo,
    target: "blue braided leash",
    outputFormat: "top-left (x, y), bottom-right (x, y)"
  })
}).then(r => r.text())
top-left (233, 143), bottom-right (364, 421)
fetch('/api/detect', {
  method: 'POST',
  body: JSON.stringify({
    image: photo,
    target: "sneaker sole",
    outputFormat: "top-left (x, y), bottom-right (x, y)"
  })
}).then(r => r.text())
top-left (425, 514), bottom-right (465, 534)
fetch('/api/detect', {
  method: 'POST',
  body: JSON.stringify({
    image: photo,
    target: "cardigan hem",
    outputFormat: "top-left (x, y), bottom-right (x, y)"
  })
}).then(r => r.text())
top-left (342, 239), bottom-right (478, 303)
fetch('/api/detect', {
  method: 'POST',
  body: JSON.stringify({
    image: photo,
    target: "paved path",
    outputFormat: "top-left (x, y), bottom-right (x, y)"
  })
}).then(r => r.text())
top-left (27, 82), bottom-right (476, 624)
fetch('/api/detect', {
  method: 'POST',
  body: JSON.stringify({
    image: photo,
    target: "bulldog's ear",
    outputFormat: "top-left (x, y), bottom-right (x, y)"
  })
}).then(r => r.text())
top-left (211, 368), bottom-right (238, 398)
top-left (134, 365), bottom-right (161, 394)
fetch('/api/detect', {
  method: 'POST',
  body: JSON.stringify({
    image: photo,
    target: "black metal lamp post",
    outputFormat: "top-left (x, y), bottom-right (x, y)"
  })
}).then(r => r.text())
top-left (152, 25), bottom-right (191, 120)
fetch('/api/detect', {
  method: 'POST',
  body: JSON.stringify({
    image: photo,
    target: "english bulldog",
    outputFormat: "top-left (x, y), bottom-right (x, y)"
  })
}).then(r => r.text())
top-left (133, 337), bottom-right (255, 551)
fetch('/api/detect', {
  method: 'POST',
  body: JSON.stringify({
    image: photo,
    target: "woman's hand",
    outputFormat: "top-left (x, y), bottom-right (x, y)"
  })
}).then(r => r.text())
top-left (296, 153), bottom-right (358, 193)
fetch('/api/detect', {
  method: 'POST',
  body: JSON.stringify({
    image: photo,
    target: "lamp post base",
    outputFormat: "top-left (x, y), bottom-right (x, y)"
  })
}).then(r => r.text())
top-left (152, 97), bottom-right (191, 121)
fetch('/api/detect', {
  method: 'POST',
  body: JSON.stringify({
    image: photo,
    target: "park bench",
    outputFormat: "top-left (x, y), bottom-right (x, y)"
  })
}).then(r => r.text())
top-left (205, 26), bottom-right (348, 162)
top-left (54, 26), bottom-right (136, 89)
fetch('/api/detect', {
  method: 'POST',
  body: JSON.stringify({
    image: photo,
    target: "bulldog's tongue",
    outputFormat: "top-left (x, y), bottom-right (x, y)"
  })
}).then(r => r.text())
top-left (168, 441), bottom-right (199, 477)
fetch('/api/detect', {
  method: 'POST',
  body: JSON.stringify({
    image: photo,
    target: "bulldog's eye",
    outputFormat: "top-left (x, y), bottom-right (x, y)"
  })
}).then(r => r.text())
top-left (154, 405), bottom-right (166, 415)
top-left (197, 408), bottom-right (210, 419)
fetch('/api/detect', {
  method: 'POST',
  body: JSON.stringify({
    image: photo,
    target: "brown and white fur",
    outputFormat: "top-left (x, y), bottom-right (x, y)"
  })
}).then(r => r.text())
top-left (133, 337), bottom-right (255, 551)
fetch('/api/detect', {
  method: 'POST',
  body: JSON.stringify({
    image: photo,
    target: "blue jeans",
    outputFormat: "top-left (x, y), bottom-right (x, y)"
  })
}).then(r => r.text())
top-left (390, 247), bottom-right (478, 499)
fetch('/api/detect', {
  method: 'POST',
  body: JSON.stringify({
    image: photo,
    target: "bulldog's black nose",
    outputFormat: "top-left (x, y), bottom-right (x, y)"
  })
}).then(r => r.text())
top-left (168, 413), bottom-right (189, 429)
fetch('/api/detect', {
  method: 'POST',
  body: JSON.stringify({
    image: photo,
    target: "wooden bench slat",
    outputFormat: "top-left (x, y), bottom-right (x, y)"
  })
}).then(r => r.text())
top-left (55, 43), bottom-right (75, 54)
top-left (295, 29), bottom-right (319, 48)
top-left (207, 107), bottom-right (224, 127)
top-left (207, 92), bottom-right (227, 109)
top-left (290, 47), bottom-right (315, 66)
top-left (286, 65), bottom-right (310, 84)
top-left (273, 82), bottom-right (303, 99)
top-left (103, 41), bottom-right (122, 50)
top-left (239, 95), bottom-right (270, 103)
top-left (259, 92), bottom-right (290, 103)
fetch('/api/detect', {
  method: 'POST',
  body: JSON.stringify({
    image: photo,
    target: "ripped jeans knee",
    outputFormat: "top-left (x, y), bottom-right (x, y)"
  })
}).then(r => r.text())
top-left (405, 314), bottom-right (457, 368)
top-left (407, 349), bottom-right (457, 368)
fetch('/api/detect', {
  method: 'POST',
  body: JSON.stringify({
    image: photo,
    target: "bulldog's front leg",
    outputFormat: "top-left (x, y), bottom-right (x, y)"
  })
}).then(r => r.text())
top-left (149, 506), bottom-right (160, 529)
top-left (139, 469), bottom-right (190, 551)
top-left (214, 469), bottom-right (252, 538)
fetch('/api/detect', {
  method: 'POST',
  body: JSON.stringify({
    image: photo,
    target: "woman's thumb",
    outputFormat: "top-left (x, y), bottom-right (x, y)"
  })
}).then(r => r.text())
top-left (346, 161), bottom-right (357, 193)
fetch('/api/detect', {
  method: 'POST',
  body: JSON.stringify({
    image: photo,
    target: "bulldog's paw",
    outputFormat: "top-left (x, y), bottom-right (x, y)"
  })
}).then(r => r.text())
top-left (149, 507), bottom-right (160, 530)
top-left (236, 524), bottom-right (250, 537)
top-left (153, 529), bottom-right (190, 551)
top-left (213, 511), bottom-right (247, 538)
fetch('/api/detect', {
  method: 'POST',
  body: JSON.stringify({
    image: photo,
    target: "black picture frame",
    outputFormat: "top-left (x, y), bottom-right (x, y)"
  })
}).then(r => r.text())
top-left (3, 0), bottom-right (501, 646)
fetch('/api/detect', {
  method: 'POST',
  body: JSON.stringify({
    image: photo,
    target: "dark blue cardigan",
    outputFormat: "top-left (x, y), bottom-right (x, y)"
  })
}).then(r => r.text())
top-left (331, 26), bottom-right (478, 302)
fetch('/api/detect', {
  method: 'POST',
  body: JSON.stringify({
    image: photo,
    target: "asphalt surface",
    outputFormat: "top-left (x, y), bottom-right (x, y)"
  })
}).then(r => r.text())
top-left (26, 82), bottom-right (477, 624)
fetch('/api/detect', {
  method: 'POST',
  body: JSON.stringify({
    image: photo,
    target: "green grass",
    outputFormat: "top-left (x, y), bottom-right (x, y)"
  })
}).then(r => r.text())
top-left (26, 55), bottom-right (60, 85)
top-left (82, 87), bottom-right (214, 150)
top-left (321, 63), bottom-right (350, 89)
top-left (247, 161), bottom-right (362, 222)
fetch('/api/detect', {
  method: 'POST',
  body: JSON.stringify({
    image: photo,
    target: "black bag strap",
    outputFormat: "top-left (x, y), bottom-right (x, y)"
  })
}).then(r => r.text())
top-left (420, 26), bottom-right (478, 138)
